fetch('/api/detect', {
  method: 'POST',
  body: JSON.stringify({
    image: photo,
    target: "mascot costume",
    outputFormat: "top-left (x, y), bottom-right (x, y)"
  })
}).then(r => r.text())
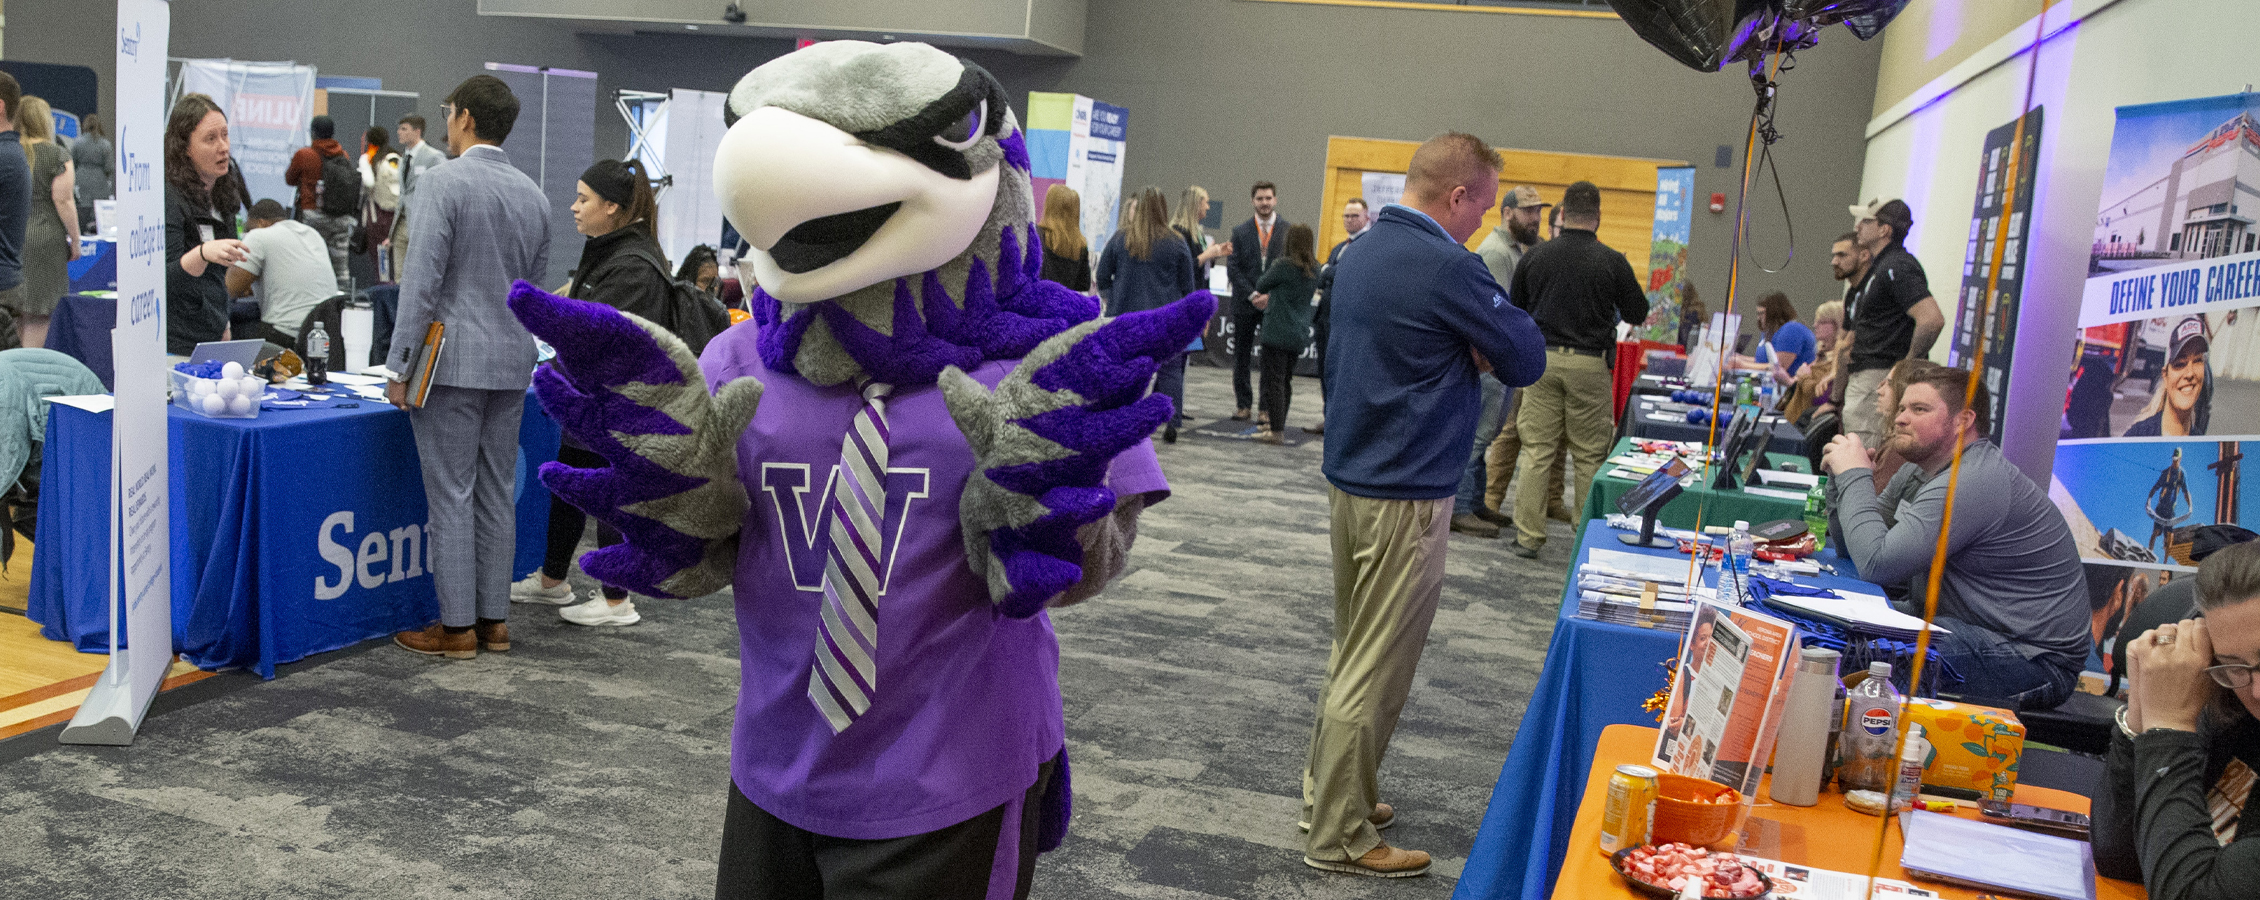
top-left (507, 41), bottom-right (1214, 898)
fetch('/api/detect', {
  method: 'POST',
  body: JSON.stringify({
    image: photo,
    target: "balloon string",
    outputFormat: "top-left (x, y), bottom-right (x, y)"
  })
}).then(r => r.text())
top-left (1861, 3), bottom-right (2050, 893)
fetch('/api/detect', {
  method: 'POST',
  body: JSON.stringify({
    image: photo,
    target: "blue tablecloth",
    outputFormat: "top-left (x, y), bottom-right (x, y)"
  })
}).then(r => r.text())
top-left (67, 239), bottom-right (117, 293)
top-left (46, 293), bottom-right (114, 390)
top-left (26, 390), bottom-right (560, 677)
top-left (1452, 520), bottom-right (1879, 900)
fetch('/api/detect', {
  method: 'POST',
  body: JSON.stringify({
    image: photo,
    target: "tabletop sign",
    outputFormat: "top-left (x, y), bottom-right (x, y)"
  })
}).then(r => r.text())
top-left (62, 0), bottom-right (173, 746)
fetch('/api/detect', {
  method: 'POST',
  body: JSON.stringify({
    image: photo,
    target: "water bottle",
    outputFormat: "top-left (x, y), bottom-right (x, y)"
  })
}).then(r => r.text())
top-left (1768, 647), bottom-right (1844, 807)
top-left (1804, 476), bottom-right (1831, 552)
top-left (1837, 662), bottom-right (1903, 793)
top-left (306, 319), bottom-right (331, 386)
top-left (1735, 376), bottom-right (1755, 407)
top-left (1723, 520), bottom-right (1755, 605)
top-left (1891, 723), bottom-right (1932, 812)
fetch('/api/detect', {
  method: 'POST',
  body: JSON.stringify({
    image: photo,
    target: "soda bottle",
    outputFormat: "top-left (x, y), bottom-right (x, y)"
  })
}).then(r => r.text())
top-left (1837, 662), bottom-right (1903, 793)
top-left (306, 319), bottom-right (330, 386)
top-left (1723, 520), bottom-right (1755, 605)
top-left (1804, 476), bottom-right (1831, 552)
top-left (1736, 376), bottom-right (1755, 407)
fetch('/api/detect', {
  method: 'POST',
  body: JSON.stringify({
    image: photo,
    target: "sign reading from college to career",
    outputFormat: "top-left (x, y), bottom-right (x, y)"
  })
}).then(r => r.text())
top-left (1638, 166), bottom-right (1696, 345)
top-left (1947, 108), bottom-right (2043, 442)
top-left (175, 59), bottom-right (316, 223)
top-left (61, 0), bottom-right (172, 746)
top-left (2053, 93), bottom-right (2260, 680)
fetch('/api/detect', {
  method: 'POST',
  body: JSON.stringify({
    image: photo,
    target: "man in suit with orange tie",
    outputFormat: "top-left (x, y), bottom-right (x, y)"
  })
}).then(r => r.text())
top-left (1227, 181), bottom-right (1288, 422)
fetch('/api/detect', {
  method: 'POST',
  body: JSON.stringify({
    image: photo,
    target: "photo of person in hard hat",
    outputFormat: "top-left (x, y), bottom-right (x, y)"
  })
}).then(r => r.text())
top-left (2123, 315), bottom-right (2212, 437)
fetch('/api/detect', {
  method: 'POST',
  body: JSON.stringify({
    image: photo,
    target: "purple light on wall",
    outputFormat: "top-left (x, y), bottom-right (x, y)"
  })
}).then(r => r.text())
top-left (1927, 0), bottom-right (1966, 60)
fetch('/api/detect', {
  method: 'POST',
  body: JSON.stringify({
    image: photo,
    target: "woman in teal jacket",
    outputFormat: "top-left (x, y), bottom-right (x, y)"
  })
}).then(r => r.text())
top-left (1250, 223), bottom-right (1319, 443)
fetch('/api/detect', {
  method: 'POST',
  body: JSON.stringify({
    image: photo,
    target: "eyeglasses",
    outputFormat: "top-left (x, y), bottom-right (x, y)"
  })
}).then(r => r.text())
top-left (2207, 663), bottom-right (2257, 689)
top-left (440, 104), bottom-right (458, 120)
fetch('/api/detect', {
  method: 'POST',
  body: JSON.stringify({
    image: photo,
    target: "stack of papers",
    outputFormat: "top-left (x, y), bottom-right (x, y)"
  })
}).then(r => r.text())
top-left (1572, 548), bottom-right (1710, 629)
top-left (1761, 588), bottom-right (1949, 639)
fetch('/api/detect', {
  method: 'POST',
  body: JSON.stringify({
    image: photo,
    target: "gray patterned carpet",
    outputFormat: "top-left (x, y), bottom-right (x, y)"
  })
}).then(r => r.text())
top-left (0, 365), bottom-right (1583, 899)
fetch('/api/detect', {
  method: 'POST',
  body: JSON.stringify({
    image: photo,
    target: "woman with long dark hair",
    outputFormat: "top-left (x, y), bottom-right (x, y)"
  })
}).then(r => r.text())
top-left (164, 93), bottom-right (247, 354)
top-left (1250, 223), bottom-right (1319, 442)
top-left (359, 125), bottom-right (401, 281)
top-left (677, 244), bottom-right (722, 299)
top-left (1095, 185), bottom-right (1197, 442)
top-left (513, 158), bottom-right (672, 627)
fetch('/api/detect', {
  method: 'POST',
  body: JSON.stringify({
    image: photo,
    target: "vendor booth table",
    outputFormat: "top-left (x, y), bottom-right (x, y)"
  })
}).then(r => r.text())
top-left (46, 292), bottom-right (115, 390)
top-left (26, 391), bottom-right (560, 677)
top-left (1581, 437), bottom-right (1812, 530)
top-left (1543, 724), bottom-right (2145, 899)
top-left (1624, 396), bottom-right (1806, 457)
top-left (1451, 520), bottom-right (1884, 900)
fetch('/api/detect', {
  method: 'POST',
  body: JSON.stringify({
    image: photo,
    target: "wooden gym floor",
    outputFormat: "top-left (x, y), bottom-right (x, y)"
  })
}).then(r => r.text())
top-left (0, 542), bottom-right (214, 740)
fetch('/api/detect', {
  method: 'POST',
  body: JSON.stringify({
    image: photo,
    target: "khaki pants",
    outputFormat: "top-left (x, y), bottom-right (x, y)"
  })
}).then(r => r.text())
top-left (1512, 349), bottom-right (1612, 548)
top-left (1484, 389), bottom-right (1570, 517)
top-left (1840, 366), bottom-right (1890, 453)
top-left (388, 208), bottom-right (411, 282)
top-left (1302, 488), bottom-right (1450, 862)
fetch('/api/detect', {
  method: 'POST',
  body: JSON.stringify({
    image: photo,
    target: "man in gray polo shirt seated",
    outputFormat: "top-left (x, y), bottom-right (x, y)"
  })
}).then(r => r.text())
top-left (1821, 365), bottom-right (2092, 710)
top-left (227, 198), bottom-right (340, 345)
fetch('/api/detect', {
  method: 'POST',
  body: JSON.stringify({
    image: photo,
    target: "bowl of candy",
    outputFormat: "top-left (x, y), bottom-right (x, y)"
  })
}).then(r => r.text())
top-left (1612, 843), bottom-right (1772, 899)
top-left (1651, 773), bottom-right (1742, 846)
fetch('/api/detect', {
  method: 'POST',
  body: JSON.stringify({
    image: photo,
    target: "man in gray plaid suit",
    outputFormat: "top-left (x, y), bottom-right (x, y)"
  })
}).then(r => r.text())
top-left (385, 75), bottom-right (552, 659)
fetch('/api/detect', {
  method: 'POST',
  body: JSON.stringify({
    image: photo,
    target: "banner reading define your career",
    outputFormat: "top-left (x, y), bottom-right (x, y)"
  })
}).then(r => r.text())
top-left (2055, 92), bottom-right (2260, 681)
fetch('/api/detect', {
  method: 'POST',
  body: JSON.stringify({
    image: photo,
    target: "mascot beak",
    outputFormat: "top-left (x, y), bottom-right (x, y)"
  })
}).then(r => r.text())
top-left (716, 106), bottom-right (1000, 304)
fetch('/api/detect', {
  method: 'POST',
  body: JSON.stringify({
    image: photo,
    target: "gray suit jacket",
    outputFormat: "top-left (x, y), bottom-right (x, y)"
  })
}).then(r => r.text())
top-left (387, 144), bottom-right (550, 390)
top-left (398, 140), bottom-right (448, 208)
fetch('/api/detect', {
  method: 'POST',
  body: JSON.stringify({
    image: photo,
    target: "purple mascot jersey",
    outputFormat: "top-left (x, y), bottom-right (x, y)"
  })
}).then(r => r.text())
top-left (705, 329), bottom-right (1168, 839)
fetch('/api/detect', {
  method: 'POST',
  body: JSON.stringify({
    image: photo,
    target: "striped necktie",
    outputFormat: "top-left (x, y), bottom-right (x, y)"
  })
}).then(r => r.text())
top-left (808, 380), bottom-right (894, 733)
top-left (2212, 758), bottom-right (2253, 845)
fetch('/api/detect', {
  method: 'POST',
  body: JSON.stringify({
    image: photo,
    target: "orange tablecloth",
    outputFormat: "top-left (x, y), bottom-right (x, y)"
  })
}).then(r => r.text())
top-left (1551, 724), bottom-right (2145, 900)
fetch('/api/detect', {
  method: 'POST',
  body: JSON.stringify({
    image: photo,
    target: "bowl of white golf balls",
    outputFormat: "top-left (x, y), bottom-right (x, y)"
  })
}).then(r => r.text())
top-left (172, 360), bottom-right (266, 419)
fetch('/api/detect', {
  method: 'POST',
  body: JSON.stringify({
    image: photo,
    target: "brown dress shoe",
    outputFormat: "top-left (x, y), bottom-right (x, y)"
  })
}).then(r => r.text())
top-left (475, 621), bottom-right (511, 652)
top-left (395, 624), bottom-right (476, 659)
top-left (1305, 841), bottom-right (1431, 877)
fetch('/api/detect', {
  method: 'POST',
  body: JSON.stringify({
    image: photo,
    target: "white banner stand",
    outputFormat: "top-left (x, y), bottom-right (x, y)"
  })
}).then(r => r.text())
top-left (63, 0), bottom-right (174, 746)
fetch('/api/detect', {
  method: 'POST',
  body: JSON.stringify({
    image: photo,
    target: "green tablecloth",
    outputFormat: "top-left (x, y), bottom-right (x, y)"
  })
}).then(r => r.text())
top-left (1582, 436), bottom-right (1811, 530)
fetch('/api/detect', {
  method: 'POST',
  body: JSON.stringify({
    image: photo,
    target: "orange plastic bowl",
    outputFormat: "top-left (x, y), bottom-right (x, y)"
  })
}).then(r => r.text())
top-left (1650, 773), bottom-right (1742, 846)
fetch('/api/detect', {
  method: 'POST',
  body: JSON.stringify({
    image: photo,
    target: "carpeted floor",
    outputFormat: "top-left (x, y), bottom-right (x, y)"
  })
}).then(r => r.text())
top-left (0, 364), bottom-right (1585, 899)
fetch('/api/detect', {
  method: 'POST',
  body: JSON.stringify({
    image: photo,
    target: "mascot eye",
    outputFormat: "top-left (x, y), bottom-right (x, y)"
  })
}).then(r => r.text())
top-left (932, 100), bottom-right (987, 151)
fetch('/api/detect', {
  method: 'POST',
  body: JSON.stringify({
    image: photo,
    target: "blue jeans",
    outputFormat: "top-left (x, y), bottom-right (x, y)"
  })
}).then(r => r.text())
top-left (1454, 376), bottom-right (1510, 515)
top-left (1154, 352), bottom-right (1188, 427)
top-left (1923, 615), bottom-right (2080, 710)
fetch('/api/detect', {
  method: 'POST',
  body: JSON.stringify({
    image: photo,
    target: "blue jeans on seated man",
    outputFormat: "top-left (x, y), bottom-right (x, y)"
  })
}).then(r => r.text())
top-left (1923, 615), bottom-right (2080, 711)
top-left (1454, 376), bottom-right (1510, 516)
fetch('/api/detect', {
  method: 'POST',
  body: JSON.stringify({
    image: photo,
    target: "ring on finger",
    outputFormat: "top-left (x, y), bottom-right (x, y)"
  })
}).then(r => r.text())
top-left (2156, 632), bottom-right (2177, 646)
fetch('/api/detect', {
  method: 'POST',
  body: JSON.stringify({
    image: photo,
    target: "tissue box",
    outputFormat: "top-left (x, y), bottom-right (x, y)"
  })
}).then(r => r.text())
top-left (170, 370), bottom-right (262, 419)
top-left (1901, 697), bottom-right (2024, 800)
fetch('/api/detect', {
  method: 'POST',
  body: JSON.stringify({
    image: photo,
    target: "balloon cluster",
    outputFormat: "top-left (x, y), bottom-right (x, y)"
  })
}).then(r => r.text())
top-left (1607, 0), bottom-right (1909, 72)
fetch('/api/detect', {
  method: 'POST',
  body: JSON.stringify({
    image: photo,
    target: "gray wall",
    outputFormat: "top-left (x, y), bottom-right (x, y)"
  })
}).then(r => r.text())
top-left (9, 0), bottom-right (1882, 318)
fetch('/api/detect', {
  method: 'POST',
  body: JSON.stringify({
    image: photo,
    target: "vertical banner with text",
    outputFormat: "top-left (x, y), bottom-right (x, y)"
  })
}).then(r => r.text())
top-left (63, 0), bottom-right (172, 745)
top-left (1948, 108), bottom-right (2042, 442)
top-left (1639, 166), bottom-right (1696, 345)
top-left (2053, 93), bottom-right (2260, 681)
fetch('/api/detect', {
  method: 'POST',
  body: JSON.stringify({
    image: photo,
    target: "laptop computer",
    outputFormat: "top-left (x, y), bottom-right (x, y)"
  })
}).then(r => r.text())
top-left (189, 339), bottom-right (265, 371)
top-left (1898, 810), bottom-right (2095, 900)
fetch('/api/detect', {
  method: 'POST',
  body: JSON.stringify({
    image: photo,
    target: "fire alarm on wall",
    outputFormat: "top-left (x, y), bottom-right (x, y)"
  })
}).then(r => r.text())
top-left (1709, 192), bottom-right (1727, 213)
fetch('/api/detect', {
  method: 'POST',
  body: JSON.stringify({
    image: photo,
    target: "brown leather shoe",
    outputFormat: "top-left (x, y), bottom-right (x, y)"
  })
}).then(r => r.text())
top-left (475, 621), bottom-right (511, 652)
top-left (395, 624), bottom-right (475, 659)
top-left (1305, 841), bottom-right (1431, 877)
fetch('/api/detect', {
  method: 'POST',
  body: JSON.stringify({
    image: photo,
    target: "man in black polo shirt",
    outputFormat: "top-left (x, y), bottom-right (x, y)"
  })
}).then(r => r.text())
top-left (1840, 198), bottom-right (1945, 451)
top-left (1507, 181), bottom-right (1648, 556)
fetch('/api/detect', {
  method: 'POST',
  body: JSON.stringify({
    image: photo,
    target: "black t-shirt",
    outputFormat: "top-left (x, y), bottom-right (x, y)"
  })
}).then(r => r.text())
top-left (1846, 244), bottom-right (1931, 374)
top-left (0, 139), bottom-right (28, 291)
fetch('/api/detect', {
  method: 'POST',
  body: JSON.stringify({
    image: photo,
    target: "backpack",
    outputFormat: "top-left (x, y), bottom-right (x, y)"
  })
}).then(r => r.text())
top-left (620, 244), bottom-right (732, 356)
top-left (316, 152), bottom-right (362, 217)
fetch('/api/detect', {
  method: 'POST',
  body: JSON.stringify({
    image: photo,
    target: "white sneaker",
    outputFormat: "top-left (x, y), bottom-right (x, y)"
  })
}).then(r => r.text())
top-left (510, 574), bottom-right (578, 605)
top-left (560, 596), bottom-right (640, 626)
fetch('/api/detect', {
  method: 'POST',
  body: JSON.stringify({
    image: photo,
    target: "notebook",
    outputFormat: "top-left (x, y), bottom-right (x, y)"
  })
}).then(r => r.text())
top-left (1898, 810), bottom-right (2095, 900)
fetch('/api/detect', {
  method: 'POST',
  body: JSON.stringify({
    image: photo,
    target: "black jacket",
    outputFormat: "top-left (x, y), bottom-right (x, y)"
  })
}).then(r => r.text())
top-left (1040, 246), bottom-right (1091, 293)
top-left (569, 224), bottom-right (672, 325)
top-left (165, 187), bottom-right (239, 355)
top-left (2093, 712), bottom-right (2260, 899)
top-left (1227, 215), bottom-right (1287, 316)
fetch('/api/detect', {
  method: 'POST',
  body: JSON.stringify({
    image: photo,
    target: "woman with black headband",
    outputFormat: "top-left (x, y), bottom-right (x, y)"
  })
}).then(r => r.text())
top-left (509, 157), bottom-right (670, 627)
